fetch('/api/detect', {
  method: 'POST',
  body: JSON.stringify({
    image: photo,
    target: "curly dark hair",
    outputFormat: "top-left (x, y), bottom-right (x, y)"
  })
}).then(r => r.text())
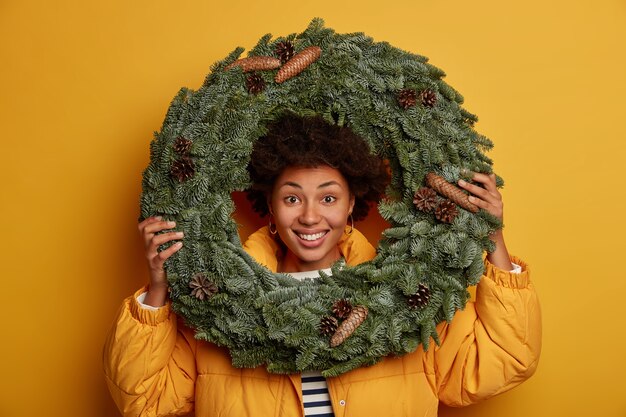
top-left (246, 113), bottom-right (389, 221)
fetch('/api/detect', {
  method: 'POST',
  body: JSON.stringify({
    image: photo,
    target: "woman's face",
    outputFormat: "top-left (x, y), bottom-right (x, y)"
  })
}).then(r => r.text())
top-left (269, 165), bottom-right (355, 273)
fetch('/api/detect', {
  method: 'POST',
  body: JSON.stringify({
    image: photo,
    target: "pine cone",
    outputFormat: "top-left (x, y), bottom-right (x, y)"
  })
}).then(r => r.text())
top-left (332, 299), bottom-right (353, 319)
top-left (170, 156), bottom-right (195, 182)
top-left (425, 172), bottom-right (479, 213)
top-left (189, 273), bottom-right (218, 300)
top-left (330, 305), bottom-right (368, 348)
top-left (225, 56), bottom-right (281, 72)
top-left (173, 137), bottom-right (193, 155)
top-left (407, 284), bottom-right (430, 309)
top-left (275, 41), bottom-right (295, 64)
top-left (397, 89), bottom-right (417, 109)
top-left (275, 46), bottom-right (322, 83)
top-left (319, 316), bottom-right (339, 336)
top-left (419, 89), bottom-right (437, 108)
top-left (246, 72), bottom-right (266, 94)
top-left (413, 187), bottom-right (438, 213)
top-left (434, 199), bottom-right (458, 223)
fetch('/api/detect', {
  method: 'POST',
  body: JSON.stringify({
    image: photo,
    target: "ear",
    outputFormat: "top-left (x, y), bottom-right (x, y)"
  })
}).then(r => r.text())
top-left (267, 197), bottom-right (274, 216)
top-left (348, 194), bottom-right (355, 216)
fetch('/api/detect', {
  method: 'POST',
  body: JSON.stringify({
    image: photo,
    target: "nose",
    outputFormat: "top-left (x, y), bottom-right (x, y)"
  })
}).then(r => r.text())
top-left (298, 202), bottom-right (321, 225)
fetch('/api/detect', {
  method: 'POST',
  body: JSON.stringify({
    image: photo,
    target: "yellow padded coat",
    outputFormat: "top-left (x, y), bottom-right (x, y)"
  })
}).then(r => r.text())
top-left (103, 227), bottom-right (542, 417)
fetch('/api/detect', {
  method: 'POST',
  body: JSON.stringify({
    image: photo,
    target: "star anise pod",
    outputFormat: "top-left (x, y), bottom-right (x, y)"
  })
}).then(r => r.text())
top-left (419, 89), bottom-right (437, 108)
top-left (319, 316), bottom-right (339, 336)
top-left (170, 156), bottom-right (195, 182)
top-left (173, 137), bottom-right (193, 155)
top-left (413, 187), bottom-right (438, 213)
top-left (397, 89), bottom-right (417, 109)
top-left (275, 40), bottom-right (295, 64)
top-left (434, 199), bottom-right (458, 224)
top-left (332, 299), bottom-right (353, 319)
top-left (407, 284), bottom-right (430, 309)
top-left (246, 72), bottom-right (266, 94)
top-left (189, 273), bottom-right (218, 300)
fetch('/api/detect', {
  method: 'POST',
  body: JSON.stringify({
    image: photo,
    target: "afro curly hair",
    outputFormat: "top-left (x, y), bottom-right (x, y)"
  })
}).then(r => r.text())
top-left (246, 113), bottom-right (389, 221)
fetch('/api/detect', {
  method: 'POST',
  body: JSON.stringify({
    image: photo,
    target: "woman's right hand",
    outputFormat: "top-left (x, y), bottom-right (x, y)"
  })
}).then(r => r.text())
top-left (138, 216), bottom-right (184, 307)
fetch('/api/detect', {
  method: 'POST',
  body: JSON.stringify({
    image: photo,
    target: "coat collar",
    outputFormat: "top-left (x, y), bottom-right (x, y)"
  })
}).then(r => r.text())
top-left (242, 226), bottom-right (376, 273)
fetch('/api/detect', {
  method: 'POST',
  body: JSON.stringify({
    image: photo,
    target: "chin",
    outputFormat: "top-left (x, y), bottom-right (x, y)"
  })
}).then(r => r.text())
top-left (283, 230), bottom-right (343, 270)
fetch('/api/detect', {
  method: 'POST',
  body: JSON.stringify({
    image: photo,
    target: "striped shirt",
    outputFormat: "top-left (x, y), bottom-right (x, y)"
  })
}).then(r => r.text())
top-left (302, 370), bottom-right (334, 416)
top-left (288, 269), bottom-right (335, 417)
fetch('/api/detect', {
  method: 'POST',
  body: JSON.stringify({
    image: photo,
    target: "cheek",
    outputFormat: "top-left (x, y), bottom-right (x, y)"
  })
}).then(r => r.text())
top-left (326, 205), bottom-right (350, 227)
top-left (273, 206), bottom-right (297, 227)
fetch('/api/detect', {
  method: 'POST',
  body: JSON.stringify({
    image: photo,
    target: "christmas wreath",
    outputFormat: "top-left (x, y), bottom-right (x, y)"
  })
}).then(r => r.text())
top-left (140, 18), bottom-right (503, 377)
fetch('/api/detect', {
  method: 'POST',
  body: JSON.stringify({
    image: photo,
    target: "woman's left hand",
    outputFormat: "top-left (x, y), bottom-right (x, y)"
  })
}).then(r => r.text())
top-left (458, 171), bottom-right (514, 270)
top-left (457, 172), bottom-right (503, 222)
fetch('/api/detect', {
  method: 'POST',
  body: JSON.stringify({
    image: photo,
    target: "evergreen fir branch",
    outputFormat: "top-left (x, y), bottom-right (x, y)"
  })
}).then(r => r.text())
top-left (142, 18), bottom-right (502, 375)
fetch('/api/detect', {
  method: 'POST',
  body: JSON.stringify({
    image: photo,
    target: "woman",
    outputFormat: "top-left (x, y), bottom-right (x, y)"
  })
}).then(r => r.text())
top-left (103, 114), bottom-right (541, 417)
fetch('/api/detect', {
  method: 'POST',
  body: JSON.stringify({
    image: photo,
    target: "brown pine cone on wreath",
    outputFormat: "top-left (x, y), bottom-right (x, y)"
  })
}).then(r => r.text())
top-left (419, 89), bottom-right (437, 108)
top-left (320, 316), bottom-right (339, 336)
top-left (330, 305), bottom-right (368, 347)
top-left (407, 284), bottom-right (431, 309)
top-left (332, 299), bottom-right (353, 319)
top-left (434, 199), bottom-right (458, 223)
top-left (170, 156), bottom-right (195, 182)
top-left (225, 56), bottom-right (281, 72)
top-left (425, 172), bottom-right (479, 213)
top-left (275, 40), bottom-right (295, 64)
top-left (246, 73), bottom-right (266, 94)
top-left (397, 89), bottom-right (417, 109)
top-left (413, 187), bottom-right (438, 213)
top-left (275, 46), bottom-right (322, 83)
top-left (189, 273), bottom-right (219, 300)
top-left (173, 137), bottom-right (193, 154)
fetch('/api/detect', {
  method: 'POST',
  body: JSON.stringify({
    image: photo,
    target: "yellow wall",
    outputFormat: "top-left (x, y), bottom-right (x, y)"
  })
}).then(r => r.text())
top-left (1, 1), bottom-right (624, 416)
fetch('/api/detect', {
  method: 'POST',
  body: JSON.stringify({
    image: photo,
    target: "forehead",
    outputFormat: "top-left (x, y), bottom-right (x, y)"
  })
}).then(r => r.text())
top-left (275, 165), bottom-right (348, 188)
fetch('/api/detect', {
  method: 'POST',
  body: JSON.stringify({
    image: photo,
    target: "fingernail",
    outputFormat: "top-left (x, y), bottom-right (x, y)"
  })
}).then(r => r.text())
top-left (167, 221), bottom-right (176, 227)
top-left (155, 216), bottom-right (162, 220)
top-left (175, 242), bottom-right (183, 247)
top-left (458, 179), bottom-right (466, 186)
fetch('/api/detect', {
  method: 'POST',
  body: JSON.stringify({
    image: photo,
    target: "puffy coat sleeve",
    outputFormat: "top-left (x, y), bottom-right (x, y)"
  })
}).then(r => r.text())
top-left (431, 254), bottom-right (542, 407)
top-left (103, 287), bottom-right (197, 417)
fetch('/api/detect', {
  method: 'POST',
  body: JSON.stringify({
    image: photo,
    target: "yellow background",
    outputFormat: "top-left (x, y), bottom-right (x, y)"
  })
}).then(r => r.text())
top-left (1, 0), bottom-right (624, 416)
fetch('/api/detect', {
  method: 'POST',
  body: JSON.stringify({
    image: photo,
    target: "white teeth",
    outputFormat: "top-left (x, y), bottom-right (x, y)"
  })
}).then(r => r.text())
top-left (297, 232), bottom-right (326, 241)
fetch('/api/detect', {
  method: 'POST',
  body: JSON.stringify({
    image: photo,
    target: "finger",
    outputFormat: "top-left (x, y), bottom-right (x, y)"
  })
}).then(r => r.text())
top-left (146, 233), bottom-right (184, 259)
top-left (152, 241), bottom-right (183, 265)
top-left (468, 193), bottom-right (504, 219)
top-left (466, 193), bottom-right (502, 216)
top-left (466, 195), bottom-right (489, 210)
top-left (144, 220), bottom-right (177, 235)
top-left (142, 220), bottom-right (178, 247)
top-left (459, 175), bottom-right (501, 205)
top-left (458, 178), bottom-right (497, 202)
top-left (138, 216), bottom-right (163, 232)
top-left (150, 231), bottom-right (185, 250)
top-left (140, 221), bottom-right (176, 253)
top-left (469, 172), bottom-right (498, 193)
top-left (138, 217), bottom-right (164, 245)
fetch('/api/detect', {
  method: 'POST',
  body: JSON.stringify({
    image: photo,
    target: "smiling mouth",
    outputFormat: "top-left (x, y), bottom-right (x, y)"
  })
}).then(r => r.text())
top-left (296, 231), bottom-right (328, 241)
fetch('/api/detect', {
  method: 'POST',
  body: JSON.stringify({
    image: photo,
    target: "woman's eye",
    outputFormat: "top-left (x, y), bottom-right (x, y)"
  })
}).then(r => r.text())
top-left (322, 195), bottom-right (337, 204)
top-left (285, 196), bottom-right (299, 204)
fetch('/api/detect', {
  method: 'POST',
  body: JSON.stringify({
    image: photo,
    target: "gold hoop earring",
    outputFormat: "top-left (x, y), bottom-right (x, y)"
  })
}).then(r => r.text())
top-left (269, 217), bottom-right (277, 235)
top-left (346, 214), bottom-right (353, 235)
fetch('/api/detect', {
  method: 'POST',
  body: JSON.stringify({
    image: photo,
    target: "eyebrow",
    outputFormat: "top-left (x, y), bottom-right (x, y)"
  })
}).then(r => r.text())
top-left (279, 181), bottom-right (343, 190)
